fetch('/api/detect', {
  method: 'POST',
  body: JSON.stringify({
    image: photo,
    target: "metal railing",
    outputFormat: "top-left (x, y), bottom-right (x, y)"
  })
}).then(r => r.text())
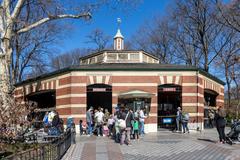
top-left (4, 131), bottom-right (72, 160)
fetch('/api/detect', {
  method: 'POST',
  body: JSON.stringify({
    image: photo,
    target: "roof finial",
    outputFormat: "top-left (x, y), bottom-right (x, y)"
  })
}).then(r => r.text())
top-left (117, 18), bottom-right (121, 29)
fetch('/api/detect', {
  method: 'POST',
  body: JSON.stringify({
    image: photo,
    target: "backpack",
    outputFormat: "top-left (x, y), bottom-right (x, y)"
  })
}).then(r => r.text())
top-left (183, 113), bottom-right (189, 121)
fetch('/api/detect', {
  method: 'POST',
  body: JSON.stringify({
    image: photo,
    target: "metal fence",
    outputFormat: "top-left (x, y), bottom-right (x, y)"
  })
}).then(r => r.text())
top-left (4, 131), bottom-right (72, 160)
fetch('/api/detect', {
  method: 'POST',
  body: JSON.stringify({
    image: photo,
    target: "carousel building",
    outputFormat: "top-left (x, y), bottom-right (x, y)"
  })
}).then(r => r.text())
top-left (14, 25), bottom-right (225, 133)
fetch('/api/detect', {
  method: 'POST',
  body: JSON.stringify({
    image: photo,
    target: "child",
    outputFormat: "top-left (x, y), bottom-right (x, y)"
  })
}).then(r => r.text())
top-left (71, 122), bottom-right (76, 144)
top-left (103, 123), bottom-right (109, 137)
top-left (107, 115), bottom-right (115, 137)
top-left (133, 118), bottom-right (139, 141)
top-left (79, 120), bottom-right (87, 135)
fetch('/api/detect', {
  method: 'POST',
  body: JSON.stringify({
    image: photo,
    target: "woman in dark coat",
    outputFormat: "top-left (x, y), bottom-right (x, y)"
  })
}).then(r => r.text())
top-left (214, 106), bottom-right (226, 143)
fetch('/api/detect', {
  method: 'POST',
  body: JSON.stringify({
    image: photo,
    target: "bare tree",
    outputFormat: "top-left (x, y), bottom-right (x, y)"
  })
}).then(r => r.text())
top-left (86, 28), bottom-right (111, 51)
top-left (171, 0), bottom-right (223, 72)
top-left (50, 48), bottom-right (90, 71)
top-left (215, 0), bottom-right (240, 33)
top-left (133, 18), bottom-right (175, 64)
top-left (0, 0), bottom-right (138, 109)
top-left (213, 27), bottom-right (240, 108)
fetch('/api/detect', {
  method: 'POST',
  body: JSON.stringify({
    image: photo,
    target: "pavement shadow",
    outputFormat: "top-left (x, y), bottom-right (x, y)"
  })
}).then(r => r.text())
top-left (197, 138), bottom-right (217, 143)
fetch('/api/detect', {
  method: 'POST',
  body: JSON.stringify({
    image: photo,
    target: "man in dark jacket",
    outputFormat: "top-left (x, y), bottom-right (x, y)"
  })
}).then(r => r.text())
top-left (214, 106), bottom-right (226, 143)
top-left (119, 106), bottom-right (133, 145)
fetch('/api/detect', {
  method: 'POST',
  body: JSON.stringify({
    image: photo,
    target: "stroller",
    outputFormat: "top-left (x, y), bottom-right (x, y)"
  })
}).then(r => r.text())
top-left (226, 120), bottom-right (240, 145)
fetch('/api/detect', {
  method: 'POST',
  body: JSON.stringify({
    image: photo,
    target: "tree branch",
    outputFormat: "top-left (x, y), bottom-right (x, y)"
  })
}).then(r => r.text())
top-left (11, 0), bottom-right (25, 20)
top-left (17, 12), bottom-right (91, 34)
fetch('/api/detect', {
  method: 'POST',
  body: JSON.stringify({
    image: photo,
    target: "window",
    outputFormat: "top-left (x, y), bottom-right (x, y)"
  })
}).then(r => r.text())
top-left (97, 54), bottom-right (104, 62)
top-left (118, 53), bottom-right (128, 60)
top-left (130, 53), bottom-right (139, 60)
top-left (89, 57), bottom-right (95, 64)
top-left (107, 53), bottom-right (117, 60)
top-left (143, 54), bottom-right (148, 63)
top-left (81, 59), bottom-right (88, 64)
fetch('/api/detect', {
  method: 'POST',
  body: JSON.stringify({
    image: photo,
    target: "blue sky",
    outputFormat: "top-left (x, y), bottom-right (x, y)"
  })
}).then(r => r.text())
top-left (58, 0), bottom-right (172, 53)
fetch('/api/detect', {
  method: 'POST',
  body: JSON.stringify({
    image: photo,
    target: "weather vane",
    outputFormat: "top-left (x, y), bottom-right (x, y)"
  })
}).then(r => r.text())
top-left (117, 18), bottom-right (121, 29)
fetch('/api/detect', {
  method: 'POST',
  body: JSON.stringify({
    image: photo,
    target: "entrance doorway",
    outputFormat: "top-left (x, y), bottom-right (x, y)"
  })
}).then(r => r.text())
top-left (204, 89), bottom-right (218, 128)
top-left (158, 84), bottom-right (182, 129)
top-left (87, 84), bottom-right (112, 113)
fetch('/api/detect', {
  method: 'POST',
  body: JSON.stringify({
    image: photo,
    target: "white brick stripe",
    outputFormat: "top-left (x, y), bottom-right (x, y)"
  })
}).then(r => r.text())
top-left (57, 104), bottom-right (86, 109)
top-left (182, 93), bottom-right (204, 97)
top-left (57, 83), bottom-right (86, 89)
top-left (149, 113), bottom-right (157, 117)
top-left (182, 103), bottom-right (204, 107)
top-left (89, 76), bottom-right (94, 84)
top-left (105, 76), bottom-right (110, 84)
top-left (60, 114), bottom-right (86, 118)
top-left (96, 76), bottom-right (102, 83)
top-left (160, 76), bottom-right (164, 84)
top-left (56, 94), bottom-right (86, 99)
top-left (112, 83), bottom-right (157, 86)
top-left (189, 113), bottom-right (204, 117)
top-left (175, 76), bottom-right (180, 84)
top-left (167, 76), bottom-right (173, 84)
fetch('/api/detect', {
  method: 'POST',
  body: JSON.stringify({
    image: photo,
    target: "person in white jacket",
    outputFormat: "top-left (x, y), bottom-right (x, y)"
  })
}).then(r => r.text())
top-left (139, 108), bottom-right (146, 136)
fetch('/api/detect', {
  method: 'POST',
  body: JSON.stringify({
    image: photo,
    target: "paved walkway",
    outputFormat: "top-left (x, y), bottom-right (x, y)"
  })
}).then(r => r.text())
top-left (62, 128), bottom-right (240, 160)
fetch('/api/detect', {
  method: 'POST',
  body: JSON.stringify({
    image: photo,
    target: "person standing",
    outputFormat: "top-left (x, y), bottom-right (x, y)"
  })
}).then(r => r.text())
top-left (139, 108), bottom-right (146, 136)
top-left (86, 107), bottom-right (93, 136)
top-left (119, 106), bottom-right (133, 145)
top-left (214, 106), bottom-right (226, 143)
top-left (43, 112), bottom-right (49, 127)
top-left (182, 112), bottom-right (190, 133)
top-left (96, 107), bottom-right (104, 136)
top-left (176, 107), bottom-right (182, 132)
top-left (208, 110), bottom-right (214, 128)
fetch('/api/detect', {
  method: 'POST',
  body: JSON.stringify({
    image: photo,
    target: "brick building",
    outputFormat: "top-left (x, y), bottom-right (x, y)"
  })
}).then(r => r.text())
top-left (14, 26), bottom-right (224, 133)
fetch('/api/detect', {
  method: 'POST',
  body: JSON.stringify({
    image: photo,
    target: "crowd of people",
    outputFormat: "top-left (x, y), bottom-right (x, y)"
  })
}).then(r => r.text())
top-left (82, 105), bottom-right (147, 145)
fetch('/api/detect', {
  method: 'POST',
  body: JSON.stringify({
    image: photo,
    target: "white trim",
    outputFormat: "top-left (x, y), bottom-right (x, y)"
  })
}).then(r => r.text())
top-left (57, 83), bottom-right (86, 89)
top-left (182, 103), bottom-right (204, 107)
top-left (151, 103), bottom-right (158, 107)
top-left (57, 73), bottom-right (71, 79)
top-left (57, 104), bottom-right (86, 109)
top-left (167, 76), bottom-right (173, 84)
top-left (105, 76), bottom-right (110, 84)
top-left (159, 76), bottom-right (164, 84)
top-left (89, 76), bottom-right (94, 84)
top-left (182, 93), bottom-right (204, 97)
top-left (112, 83), bottom-right (157, 86)
top-left (189, 113), bottom-right (204, 117)
top-left (96, 76), bottom-right (103, 83)
top-left (149, 113), bottom-right (157, 117)
top-left (59, 114), bottom-right (86, 118)
top-left (51, 81), bottom-right (54, 89)
top-left (182, 83), bottom-right (203, 87)
top-left (175, 76), bottom-right (180, 84)
top-left (56, 94), bottom-right (86, 99)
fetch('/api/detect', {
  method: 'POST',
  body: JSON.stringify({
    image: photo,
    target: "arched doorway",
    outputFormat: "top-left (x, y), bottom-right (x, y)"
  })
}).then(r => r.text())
top-left (87, 84), bottom-right (112, 113)
top-left (158, 84), bottom-right (182, 129)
